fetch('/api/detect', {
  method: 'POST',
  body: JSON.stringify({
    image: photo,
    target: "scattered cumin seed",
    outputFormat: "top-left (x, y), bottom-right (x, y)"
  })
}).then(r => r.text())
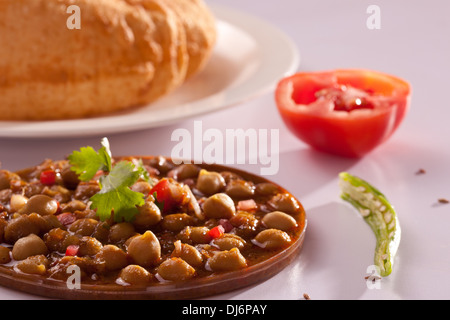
top-left (365, 274), bottom-right (382, 285)
top-left (365, 275), bottom-right (382, 281)
top-left (303, 293), bottom-right (311, 300)
top-left (415, 168), bottom-right (426, 175)
top-left (438, 198), bottom-right (449, 204)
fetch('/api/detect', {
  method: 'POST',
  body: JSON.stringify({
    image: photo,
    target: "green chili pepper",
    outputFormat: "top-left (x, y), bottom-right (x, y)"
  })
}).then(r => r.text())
top-left (339, 172), bottom-right (401, 277)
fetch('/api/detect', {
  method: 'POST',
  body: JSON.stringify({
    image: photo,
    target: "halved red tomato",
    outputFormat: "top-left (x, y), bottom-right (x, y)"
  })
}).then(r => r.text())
top-left (275, 69), bottom-right (411, 157)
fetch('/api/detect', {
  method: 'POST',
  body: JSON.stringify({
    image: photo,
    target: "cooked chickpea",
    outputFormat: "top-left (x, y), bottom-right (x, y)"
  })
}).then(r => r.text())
top-left (16, 255), bottom-right (49, 275)
top-left (41, 215), bottom-right (63, 232)
top-left (261, 211), bottom-right (298, 231)
top-left (95, 245), bottom-right (128, 271)
top-left (62, 234), bottom-right (80, 251)
top-left (46, 185), bottom-right (71, 204)
top-left (27, 213), bottom-right (50, 233)
top-left (4, 215), bottom-right (41, 244)
top-left (225, 180), bottom-right (255, 199)
top-left (0, 170), bottom-right (10, 190)
top-left (60, 165), bottom-right (80, 189)
top-left (124, 234), bottom-right (139, 248)
top-left (212, 234), bottom-right (246, 251)
top-left (207, 248), bottom-right (247, 272)
top-left (12, 234), bottom-right (48, 260)
top-left (229, 211), bottom-right (258, 228)
top-left (109, 222), bottom-right (136, 244)
top-left (177, 226), bottom-right (211, 244)
top-left (202, 193), bottom-right (236, 219)
top-left (44, 228), bottom-right (70, 252)
top-left (171, 240), bottom-right (203, 267)
top-left (229, 211), bottom-right (259, 238)
top-left (133, 200), bottom-right (161, 229)
top-left (127, 231), bottom-right (161, 267)
top-left (253, 229), bottom-right (291, 250)
top-left (131, 181), bottom-right (153, 195)
top-left (74, 181), bottom-right (100, 201)
top-left (45, 228), bottom-right (77, 253)
top-left (119, 265), bottom-right (152, 285)
top-left (78, 236), bottom-right (102, 256)
top-left (168, 164), bottom-right (200, 181)
top-left (19, 194), bottom-right (58, 216)
top-left (81, 209), bottom-right (98, 220)
top-left (161, 213), bottom-right (195, 232)
top-left (69, 218), bottom-right (99, 236)
top-left (149, 156), bottom-right (174, 174)
top-left (91, 221), bottom-right (110, 243)
top-left (0, 246), bottom-right (11, 264)
top-left (196, 169), bottom-right (226, 195)
top-left (268, 193), bottom-right (300, 215)
top-left (55, 256), bottom-right (89, 279)
top-left (60, 200), bottom-right (87, 213)
top-left (157, 257), bottom-right (196, 281)
top-left (0, 170), bottom-right (18, 190)
top-left (220, 171), bottom-right (242, 183)
top-left (0, 219), bottom-right (7, 243)
top-left (255, 182), bottom-right (280, 196)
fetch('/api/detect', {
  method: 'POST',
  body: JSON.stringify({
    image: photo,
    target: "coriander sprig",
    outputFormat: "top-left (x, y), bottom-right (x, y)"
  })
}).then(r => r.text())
top-left (68, 138), bottom-right (146, 222)
top-left (68, 137), bottom-right (112, 181)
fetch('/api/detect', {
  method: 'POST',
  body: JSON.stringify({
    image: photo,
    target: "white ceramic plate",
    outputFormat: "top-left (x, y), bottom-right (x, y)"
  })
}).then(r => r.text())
top-left (0, 4), bottom-right (300, 138)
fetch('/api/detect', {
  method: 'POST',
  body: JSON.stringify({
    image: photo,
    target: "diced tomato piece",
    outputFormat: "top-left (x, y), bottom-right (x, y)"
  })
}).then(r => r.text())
top-left (237, 199), bottom-right (257, 211)
top-left (65, 245), bottom-right (79, 256)
top-left (275, 69), bottom-right (411, 158)
top-left (150, 178), bottom-right (186, 212)
top-left (40, 170), bottom-right (56, 186)
top-left (208, 225), bottom-right (225, 239)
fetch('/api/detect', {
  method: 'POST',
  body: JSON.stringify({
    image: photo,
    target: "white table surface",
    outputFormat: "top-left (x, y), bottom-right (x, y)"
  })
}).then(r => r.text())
top-left (0, 0), bottom-right (449, 300)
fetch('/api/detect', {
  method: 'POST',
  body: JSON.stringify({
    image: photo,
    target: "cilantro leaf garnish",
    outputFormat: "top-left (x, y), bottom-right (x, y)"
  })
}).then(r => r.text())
top-left (152, 191), bottom-right (165, 212)
top-left (135, 158), bottom-right (151, 184)
top-left (91, 161), bottom-right (145, 222)
top-left (68, 138), bottom-right (147, 222)
top-left (68, 137), bottom-right (112, 181)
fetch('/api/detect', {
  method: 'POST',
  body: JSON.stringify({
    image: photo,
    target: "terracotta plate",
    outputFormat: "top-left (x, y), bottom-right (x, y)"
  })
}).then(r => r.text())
top-left (0, 160), bottom-right (306, 300)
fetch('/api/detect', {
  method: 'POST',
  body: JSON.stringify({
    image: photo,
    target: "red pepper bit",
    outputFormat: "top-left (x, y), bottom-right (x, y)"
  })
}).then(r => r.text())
top-left (65, 245), bottom-right (79, 256)
top-left (40, 169), bottom-right (57, 186)
top-left (208, 225), bottom-right (225, 239)
top-left (237, 199), bottom-right (257, 211)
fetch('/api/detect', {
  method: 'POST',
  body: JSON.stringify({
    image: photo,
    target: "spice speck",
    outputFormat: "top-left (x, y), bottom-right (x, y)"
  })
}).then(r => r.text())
top-left (415, 168), bottom-right (426, 175)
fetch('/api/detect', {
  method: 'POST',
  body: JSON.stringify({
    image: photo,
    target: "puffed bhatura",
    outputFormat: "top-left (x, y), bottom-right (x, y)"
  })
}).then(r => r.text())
top-left (0, 0), bottom-right (217, 120)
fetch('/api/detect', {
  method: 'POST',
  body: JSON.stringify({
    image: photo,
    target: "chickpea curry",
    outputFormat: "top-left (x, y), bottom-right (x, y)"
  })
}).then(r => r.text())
top-left (0, 140), bottom-right (306, 298)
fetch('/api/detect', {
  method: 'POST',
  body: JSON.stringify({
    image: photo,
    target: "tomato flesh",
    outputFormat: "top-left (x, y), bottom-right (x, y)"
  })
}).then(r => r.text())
top-left (237, 199), bottom-right (257, 211)
top-left (150, 178), bottom-right (186, 213)
top-left (65, 245), bottom-right (79, 257)
top-left (315, 85), bottom-right (375, 112)
top-left (275, 69), bottom-right (411, 157)
top-left (40, 169), bottom-right (57, 186)
top-left (208, 225), bottom-right (225, 239)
